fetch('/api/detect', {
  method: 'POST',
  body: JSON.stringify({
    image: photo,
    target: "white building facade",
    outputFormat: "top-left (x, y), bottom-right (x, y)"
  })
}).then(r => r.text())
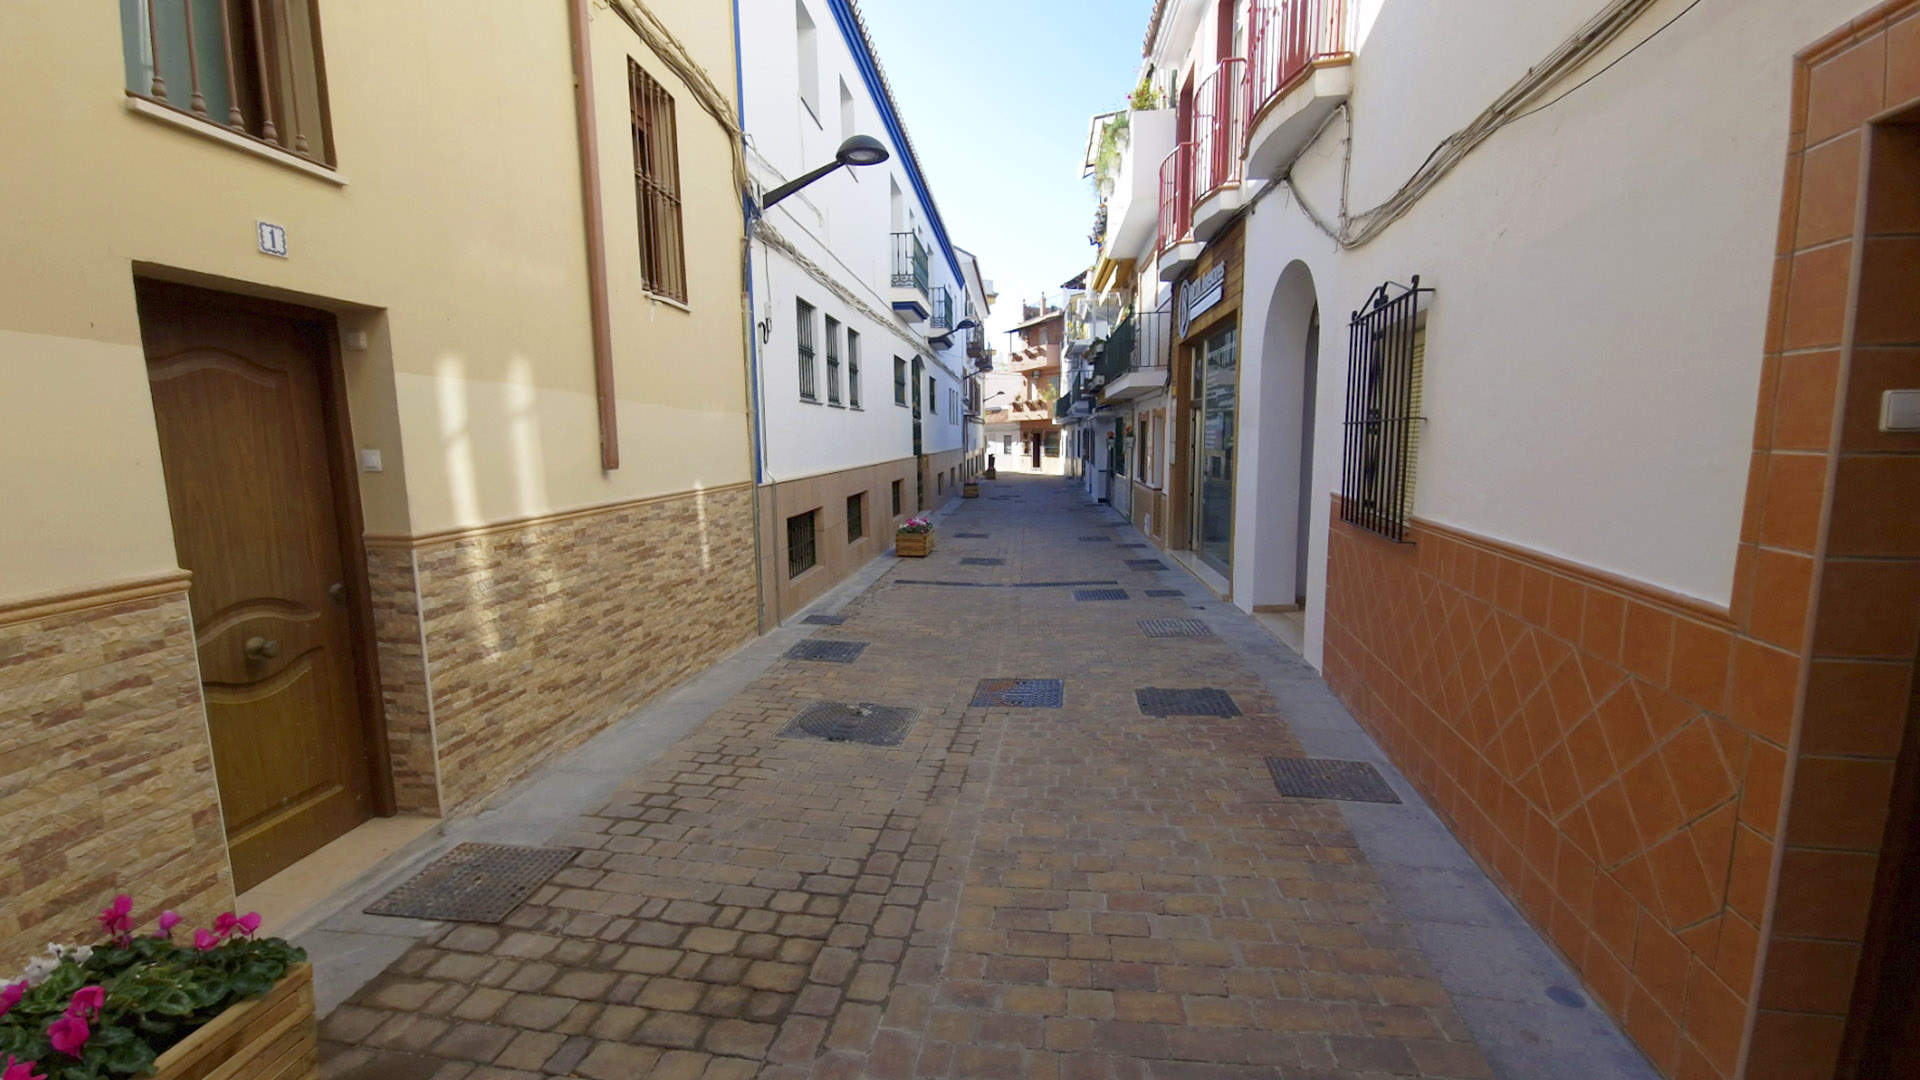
top-left (738, 0), bottom-right (989, 621)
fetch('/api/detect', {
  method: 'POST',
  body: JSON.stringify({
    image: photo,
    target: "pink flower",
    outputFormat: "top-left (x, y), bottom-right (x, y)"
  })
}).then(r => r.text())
top-left (64, 986), bottom-right (104, 1020)
top-left (192, 929), bottom-right (220, 951)
top-left (96, 894), bottom-right (134, 940)
top-left (46, 1015), bottom-right (89, 1056)
top-left (234, 913), bottom-right (261, 937)
top-left (212, 913), bottom-right (238, 938)
top-left (0, 983), bottom-right (23, 1020)
top-left (1, 1056), bottom-right (47, 1080)
top-left (155, 910), bottom-right (181, 939)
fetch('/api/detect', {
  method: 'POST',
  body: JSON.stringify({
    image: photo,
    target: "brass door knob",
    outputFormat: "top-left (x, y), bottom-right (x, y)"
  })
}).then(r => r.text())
top-left (244, 636), bottom-right (281, 661)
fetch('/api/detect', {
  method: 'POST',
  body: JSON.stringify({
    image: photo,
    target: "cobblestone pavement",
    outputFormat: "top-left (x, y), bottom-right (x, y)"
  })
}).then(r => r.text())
top-left (319, 476), bottom-right (1497, 1079)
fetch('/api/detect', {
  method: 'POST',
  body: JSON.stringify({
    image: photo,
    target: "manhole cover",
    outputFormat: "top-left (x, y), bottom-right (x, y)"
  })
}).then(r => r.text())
top-left (972, 678), bottom-right (1064, 708)
top-left (1074, 588), bottom-right (1129, 602)
top-left (1078, 536), bottom-right (1112, 542)
top-left (1136, 687), bottom-right (1241, 717)
top-left (955, 532), bottom-right (990, 539)
top-left (1265, 757), bottom-right (1401, 803)
top-left (1126, 559), bottom-right (1170, 571)
top-left (1140, 618), bottom-right (1214, 638)
top-left (778, 701), bottom-right (916, 746)
top-left (961, 557), bottom-right (1005, 566)
top-left (802, 614), bottom-right (847, 626)
top-left (365, 843), bottom-right (574, 923)
top-left (1145, 589), bottom-right (1186, 598)
top-left (785, 639), bottom-right (869, 663)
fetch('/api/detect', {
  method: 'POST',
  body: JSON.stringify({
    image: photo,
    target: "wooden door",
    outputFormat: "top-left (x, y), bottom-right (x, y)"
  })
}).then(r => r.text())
top-left (139, 283), bottom-right (374, 891)
top-left (1844, 660), bottom-right (1920, 1078)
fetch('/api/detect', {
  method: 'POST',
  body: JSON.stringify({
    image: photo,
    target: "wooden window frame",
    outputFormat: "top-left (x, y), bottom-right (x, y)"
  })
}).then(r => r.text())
top-left (629, 60), bottom-right (688, 304)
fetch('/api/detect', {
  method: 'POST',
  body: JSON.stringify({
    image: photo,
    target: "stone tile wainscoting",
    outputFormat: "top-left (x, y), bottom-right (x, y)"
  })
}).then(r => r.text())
top-left (0, 576), bottom-right (236, 969)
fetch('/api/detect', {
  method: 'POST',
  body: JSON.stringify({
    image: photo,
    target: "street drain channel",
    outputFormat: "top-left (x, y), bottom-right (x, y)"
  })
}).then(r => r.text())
top-left (1077, 536), bottom-right (1112, 542)
top-left (784, 640), bottom-right (869, 663)
top-left (954, 532), bottom-right (990, 538)
top-left (365, 843), bottom-right (575, 923)
top-left (971, 678), bottom-right (1065, 708)
top-left (1074, 588), bottom-right (1130, 602)
top-left (961, 557), bottom-right (1005, 566)
top-left (1139, 618), bottom-right (1215, 638)
top-left (1126, 559), bottom-right (1171, 571)
top-left (895, 579), bottom-right (1119, 588)
top-left (802, 614), bottom-right (848, 626)
top-left (1145, 589), bottom-right (1187, 598)
top-left (1265, 757), bottom-right (1402, 804)
top-left (1136, 687), bottom-right (1242, 717)
top-left (778, 701), bottom-right (917, 747)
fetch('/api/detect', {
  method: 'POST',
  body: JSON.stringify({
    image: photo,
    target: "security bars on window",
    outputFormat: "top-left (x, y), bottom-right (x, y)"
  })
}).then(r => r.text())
top-left (826, 315), bottom-right (843, 404)
top-left (848, 330), bottom-right (862, 407)
top-left (1341, 277), bottom-right (1432, 542)
top-left (797, 299), bottom-right (817, 401)
top-left (629, 62), bottom-right (687, 304)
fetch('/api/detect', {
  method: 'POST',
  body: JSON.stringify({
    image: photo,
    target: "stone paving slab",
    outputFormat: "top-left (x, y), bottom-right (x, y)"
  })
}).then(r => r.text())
top-left (316, 476), bottom-right (1653, 1080)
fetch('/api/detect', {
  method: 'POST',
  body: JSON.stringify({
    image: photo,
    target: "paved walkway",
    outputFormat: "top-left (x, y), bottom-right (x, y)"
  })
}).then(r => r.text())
top-left (317, 475), bottom-right (1652, 1080)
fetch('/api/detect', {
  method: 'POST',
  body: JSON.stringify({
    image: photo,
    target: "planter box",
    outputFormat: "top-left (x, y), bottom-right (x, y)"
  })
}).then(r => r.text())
top-left (895, 532), bottom-right (935, 558)
top-left (153, 963), bottom-right (317, 1080)
top-left (963, 482), bottom-right (980, 498)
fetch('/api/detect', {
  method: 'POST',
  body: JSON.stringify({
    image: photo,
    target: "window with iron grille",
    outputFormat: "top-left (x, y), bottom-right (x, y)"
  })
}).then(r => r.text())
top-left (927, 377), bottom-right (937, 413)
top-left (1341, 278), bottom-right (1432, 542)
top-left (787, 509), bottom-right (817, 577)
top-left (629, 62), bottom-right (687, 303)
top-left (120, 0), bottom-right (335, 165)
top-left (891, 479), bottom-right (902, 515)
top-left (848, 330), bottom-right (862, 407)
top-left (797, 299), bottom-right (817, 400)
top-left (847, 492), bottom-right (866, 542)
top-left (894, 358), bottom-right (907, 405)
top-left (825, 315), bottom-right (842, 404)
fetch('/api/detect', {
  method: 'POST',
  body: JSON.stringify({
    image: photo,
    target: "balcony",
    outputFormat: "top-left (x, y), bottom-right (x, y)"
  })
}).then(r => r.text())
top-left (1192, 58), bottom-right (1248, 240)
top-left (1009, 399), bottom-right (1051, 422)
top-left (1095, 306), bottom-right (1175, 403)
top-left (1098, 109), bottom-right (1176, 266)
top-left (1245, 0), bottom-right (1353, 181)
top-left (890, 232), bottom-right (930, 320)
top-left (1009, 343), bottom-right (1062, 373)
top-left (930, 287), bottom-right (954, 330)
top-left (1157, 142), bottom-right (1202, 280)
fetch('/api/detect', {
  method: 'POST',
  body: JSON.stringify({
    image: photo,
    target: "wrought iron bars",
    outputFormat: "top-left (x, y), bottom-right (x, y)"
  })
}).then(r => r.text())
top-left (1340, 277), bottom-right (1432, 542)
top-left (127, 0), bottom-right (331, 162)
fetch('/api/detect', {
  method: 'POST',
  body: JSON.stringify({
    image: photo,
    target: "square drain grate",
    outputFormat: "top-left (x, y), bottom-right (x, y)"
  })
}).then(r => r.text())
top-left (1074, 588), bottom-right (1130, 602)
top-left (972, 678), bottom-right (1065, 708)
top-left (785, 639), bottom-right (869, 663)
top-left (1266, 757), bottom-right (1402, 804)
top-left (802, 614), bottom-right (848, 626)
top-left (1078, 536), bottom-right (1112, 542)
top-left (1120, 543), bottom-right (1150, 549)
top-left (1140, 618), bottom-right (1215, 638)
top-left (1126, 559), bottom-right (1171, 571)
top-left (955, 532), bottom-right (990, 539)
top-left (1136, 687), bottom-right (1242, 717)
top-left (961, 557), bottom-right (1005, 566)
top-left (779, 701), bottom-right (917, 747)
top-left (365, 843), bottom-right (575, 923)
top-left (1145, 589), bottom-right (1187, 598)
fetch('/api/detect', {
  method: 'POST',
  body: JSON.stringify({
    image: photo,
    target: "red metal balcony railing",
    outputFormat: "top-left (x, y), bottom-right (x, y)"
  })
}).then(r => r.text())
top-left (1247, 0), bottom-right (1351, 129)
top-left (1157, 141), bottom-right (1195, 253)
top-left (1194, 58), bottom-right (1247, 202)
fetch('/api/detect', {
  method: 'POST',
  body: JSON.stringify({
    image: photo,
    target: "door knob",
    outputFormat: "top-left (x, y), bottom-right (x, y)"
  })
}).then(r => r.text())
top-left (244, 636), bottom-right (281, 662)
top-left (329, 583), bottom-right (347, 605)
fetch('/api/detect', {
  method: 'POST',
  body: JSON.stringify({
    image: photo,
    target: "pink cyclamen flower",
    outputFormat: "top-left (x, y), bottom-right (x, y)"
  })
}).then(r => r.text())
top-left (1, 1056), bottom-right (47, 1080)
top-left (155, 910), bottom-right (181, 939)
top-left (96, 894), bottom-right (133, 938)
top-left (212, 912), bottom-right (238, 938)
top-left (192, 929), bottom-right (221, 951)
top-left (234, 913), bottom-right (261, 937)
top-left (0, 983), bottom-right (24, 1020)
top-left (46, 1015), bottom-right (89, 1056)
top-left (65, 986), bottom-right (104, 1020)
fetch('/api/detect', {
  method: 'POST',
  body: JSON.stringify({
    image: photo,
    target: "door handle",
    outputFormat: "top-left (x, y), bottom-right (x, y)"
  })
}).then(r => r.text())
top-left (245, 636), bottom-right (282, 662)
top-left (329, 583), bottom-right (347, 605)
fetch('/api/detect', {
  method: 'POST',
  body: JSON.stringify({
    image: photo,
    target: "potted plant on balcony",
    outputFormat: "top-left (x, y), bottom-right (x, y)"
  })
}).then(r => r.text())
top-left (0, 896), bottom-right (313, 1080)
top-left (895, 517), bottom-right (935, 558)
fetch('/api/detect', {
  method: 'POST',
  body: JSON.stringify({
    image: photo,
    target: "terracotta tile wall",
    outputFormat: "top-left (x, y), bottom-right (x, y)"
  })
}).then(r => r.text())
top-left (0, 583), bottom-right (235, 970)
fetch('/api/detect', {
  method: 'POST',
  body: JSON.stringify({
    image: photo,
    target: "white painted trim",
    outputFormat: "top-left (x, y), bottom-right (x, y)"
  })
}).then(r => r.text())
top-left (125, 96), bottom-right (347, 187)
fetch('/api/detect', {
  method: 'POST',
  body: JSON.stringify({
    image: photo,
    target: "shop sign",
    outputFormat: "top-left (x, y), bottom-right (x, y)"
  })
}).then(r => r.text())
top-left (1178, 261), bottom-right (1226, 338)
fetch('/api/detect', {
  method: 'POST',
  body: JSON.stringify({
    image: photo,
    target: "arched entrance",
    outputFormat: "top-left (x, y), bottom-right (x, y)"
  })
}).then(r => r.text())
top-left (1247, 260), bottom-right (1321, 649)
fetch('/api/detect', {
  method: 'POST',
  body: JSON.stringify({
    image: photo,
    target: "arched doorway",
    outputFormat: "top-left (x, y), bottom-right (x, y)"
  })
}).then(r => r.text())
top-left (1248, 260), bottom-right (1321, 651)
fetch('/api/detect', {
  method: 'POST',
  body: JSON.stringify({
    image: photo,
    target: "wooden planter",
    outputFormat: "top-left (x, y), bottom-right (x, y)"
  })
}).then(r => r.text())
top-left (963, 482), bottom-right (980, 498)
top-left (153, 963), bottom-right (317, 1080)
top-left (895, 532), bottom-right (935, 557)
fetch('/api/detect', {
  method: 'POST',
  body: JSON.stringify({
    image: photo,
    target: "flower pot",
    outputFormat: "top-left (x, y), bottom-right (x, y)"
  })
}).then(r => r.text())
top-left (152, 963), bottom-right (316, 1080)
top-left (895, 532), bottom-right (935, 558)
top-left (962, 482), bottom-right (980, 498)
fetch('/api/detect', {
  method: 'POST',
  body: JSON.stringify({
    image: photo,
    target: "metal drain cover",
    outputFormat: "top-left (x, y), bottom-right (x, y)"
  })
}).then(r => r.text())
top-left (803, 614), bottom-right (848, 626)
top-left (785, 639), bottom-right (869, 663)
top-left (955, 532), bottom-right (990, 539)
top-left (779, 701), bottom-right (916, 746)
top-left (1126, 559), bottom-right (1170, 571)
top-left (1265, 757), bottom-right (1401, 803)
top-left (961, 557), bottom-right (1005, 566)
top-left (1140, 618), bottom-right (1214, 638)
top-left (1120, 543), bottom-right (1150, 549)
top-left (1074, 588), bottom-right (1129, 602)
top-left (365, 843), bottom-right (574, 923)
top-left (1136, 687), bottom-right (1242, 717)
top-left (1145, 589), bottom-right (1186, 598)
top-left (1078, 536), bottom-right (1112, 542)
top-left (972, 678), bottom-right (1064, 708)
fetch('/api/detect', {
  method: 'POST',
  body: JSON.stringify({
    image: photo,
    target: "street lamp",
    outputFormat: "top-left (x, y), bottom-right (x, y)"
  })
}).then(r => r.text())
top-left (760, 135), bottom-right (891, 209)
top-left (930, 317), bottom-right (978, 349)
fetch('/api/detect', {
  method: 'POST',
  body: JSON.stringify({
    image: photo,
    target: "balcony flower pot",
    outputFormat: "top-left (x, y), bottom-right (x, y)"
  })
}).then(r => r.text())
top-left (895, 518), bottom-right (934, 558)
top-left (0, 896), bottom-right (313, 1080)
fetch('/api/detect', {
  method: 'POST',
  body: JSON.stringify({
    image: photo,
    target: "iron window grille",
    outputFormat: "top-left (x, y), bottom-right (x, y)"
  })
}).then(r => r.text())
top-left (891, 479), bottom-right (902, 516)
top-left (797, 299), bottom-right (817, 400)
top-left (848, 330), bottom-right (862, 407)
top-left (826, 315), bottom-right (842, 404)
top-left (787, 510), bottom-right (817, 577)
top-left (847, 492), bottom-right (866, 542)
top-left (894, 357), bottom-right (908, 405)
top-left (892, 232), bottom-right (929, 293)
top-left (1341, 277), bottom-right (1432, 542)
top-left (629, 62), bottom-right (688, 303)
top-left (930, 287), bottom-right (954, 330)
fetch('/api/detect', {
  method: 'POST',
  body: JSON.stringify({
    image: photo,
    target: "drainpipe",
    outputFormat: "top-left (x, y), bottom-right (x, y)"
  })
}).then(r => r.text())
top-left (733, 0), bottom-right (774, 633)
top-left (568, 0), bottom-right (620, 470)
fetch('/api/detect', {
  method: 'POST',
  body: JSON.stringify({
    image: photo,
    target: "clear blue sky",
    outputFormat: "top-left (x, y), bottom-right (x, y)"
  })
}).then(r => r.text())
top-left (855, 0), bottom-right (1156, 342)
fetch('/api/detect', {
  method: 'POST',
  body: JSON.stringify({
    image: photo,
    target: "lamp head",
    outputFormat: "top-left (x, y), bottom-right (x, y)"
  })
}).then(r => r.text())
top-left (954, 318), bottom-right (978, 333)
top-left (835, 135), bottom-right (890, 167)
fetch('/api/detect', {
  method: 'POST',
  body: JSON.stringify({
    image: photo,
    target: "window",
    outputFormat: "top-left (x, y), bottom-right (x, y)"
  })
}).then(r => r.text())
top-left (839, 78), bottom-right (856, 144)
top-left (629, 62), bottom-right (688, 303)
top-left (1002, 435), bottom-right (1012, 454)
top-left (796, 299), bottom-right (817, 400)
top-left (825, 316), bottom-right (842, 404)
top-left (1340, 278), bottom-right (1432, 542)
top-left (894, 357), bottom-right (908, 405)
top-left (1043, 432), bottom-right (1060, 456)
top-left (1139, 412), bottom-right (1154, 483)
top-left (891, 479), bottom-right (903, 516)
top-left (937, 474), bottom-right (943, 495)
top-left (787, 510), bottom-right (817, 577)
top-left (928, 377), bottom-right (937, 413)
top-left (796, 1), bottom-right (821, 121)
top-left (890, 176), bottom-right (905, 232)
top-left (120, 0), bottom-right (334, 164)
top-left (847, 330), bottom-right (862, 407)
top-left (847, 492), bottom-right (866, 542)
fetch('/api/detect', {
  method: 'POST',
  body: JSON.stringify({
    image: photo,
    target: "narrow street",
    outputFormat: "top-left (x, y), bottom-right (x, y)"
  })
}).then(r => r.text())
top-left (314, 476), bottom-right (1647, 1080)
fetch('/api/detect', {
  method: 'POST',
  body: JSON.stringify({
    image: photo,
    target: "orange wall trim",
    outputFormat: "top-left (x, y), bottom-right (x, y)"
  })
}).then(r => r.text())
top-left (362, 481), bottom-right (755, 550)
top-left (0, 570), bottom-right (192, 627)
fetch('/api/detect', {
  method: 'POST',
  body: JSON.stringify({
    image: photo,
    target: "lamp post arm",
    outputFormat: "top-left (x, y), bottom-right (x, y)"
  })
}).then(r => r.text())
top-left (761, 161), bottom-right (846, 210)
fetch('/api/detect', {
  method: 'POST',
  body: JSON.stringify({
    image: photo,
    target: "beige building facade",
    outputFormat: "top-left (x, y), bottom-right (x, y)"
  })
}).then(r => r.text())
top-left (0, 0), bottom-right (758, 965)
